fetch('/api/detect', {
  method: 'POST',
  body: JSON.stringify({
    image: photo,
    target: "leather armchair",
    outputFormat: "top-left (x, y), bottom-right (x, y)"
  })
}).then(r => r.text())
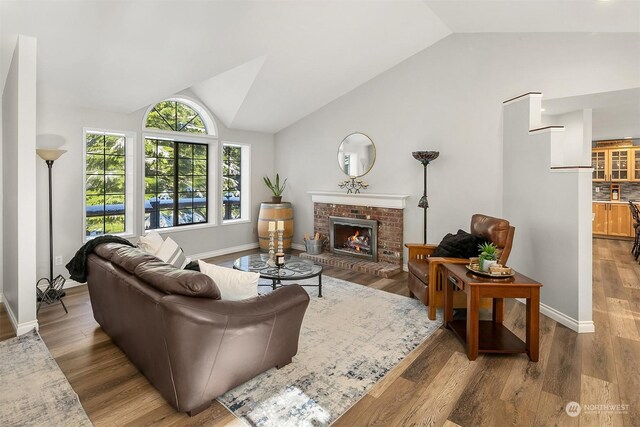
top-left (406, 214), bottom-right (515, 320)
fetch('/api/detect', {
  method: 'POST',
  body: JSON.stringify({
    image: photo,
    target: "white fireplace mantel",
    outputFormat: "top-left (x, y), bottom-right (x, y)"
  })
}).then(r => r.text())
top-left (308, 191), bottom-right (410, 209)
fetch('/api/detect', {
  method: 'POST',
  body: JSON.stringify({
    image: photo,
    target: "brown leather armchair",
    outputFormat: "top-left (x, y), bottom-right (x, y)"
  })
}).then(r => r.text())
top-left (406, 214), bottom-right (515, 320)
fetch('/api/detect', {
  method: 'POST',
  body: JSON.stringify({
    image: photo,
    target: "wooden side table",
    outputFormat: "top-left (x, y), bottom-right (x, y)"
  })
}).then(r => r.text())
top-left (441, 263), bottom-right (542, 361)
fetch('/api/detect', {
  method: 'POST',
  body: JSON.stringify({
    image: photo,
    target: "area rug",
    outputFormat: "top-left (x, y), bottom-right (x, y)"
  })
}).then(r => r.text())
top-left (0, 330), bottom-right (92, 427)
top-left (218, 276), bottom-right (441, 426)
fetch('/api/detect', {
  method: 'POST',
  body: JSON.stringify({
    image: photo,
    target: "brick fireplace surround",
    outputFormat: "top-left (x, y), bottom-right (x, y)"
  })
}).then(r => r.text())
top-left (302, 192), bottom-right (409, 278)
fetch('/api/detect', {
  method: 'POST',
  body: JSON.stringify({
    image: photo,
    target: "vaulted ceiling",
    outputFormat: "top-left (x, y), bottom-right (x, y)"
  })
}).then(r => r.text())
top-left (1, 0), bottom-right (638, 133)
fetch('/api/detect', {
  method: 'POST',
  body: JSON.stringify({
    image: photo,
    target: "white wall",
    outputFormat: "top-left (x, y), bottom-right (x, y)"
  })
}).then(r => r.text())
top-left (547, 109), bottom-right (593, 167)
top-left (2, 35), bottom-right (38, 334)
top-left (274, 33), bottom-right (640, 256)
top-left (503, 96), bottom-right (593, 331)
top-left (36, 95), bottom-right (275, 282)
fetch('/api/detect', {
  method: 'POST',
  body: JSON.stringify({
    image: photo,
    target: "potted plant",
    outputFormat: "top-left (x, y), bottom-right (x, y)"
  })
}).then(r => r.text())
top-left (263, 173), bottom-right (287, 204)
top-left (478, 242), bottom-right (498, 272)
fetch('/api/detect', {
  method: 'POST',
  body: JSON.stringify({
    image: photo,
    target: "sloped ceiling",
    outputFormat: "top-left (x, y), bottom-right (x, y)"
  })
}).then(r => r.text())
top-left (1, 0), bottom-right (638, 133)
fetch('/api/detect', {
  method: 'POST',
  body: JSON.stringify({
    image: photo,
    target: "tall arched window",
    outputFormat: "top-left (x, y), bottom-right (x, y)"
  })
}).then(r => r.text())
top-left (143, 98), bottom-right (216, 230)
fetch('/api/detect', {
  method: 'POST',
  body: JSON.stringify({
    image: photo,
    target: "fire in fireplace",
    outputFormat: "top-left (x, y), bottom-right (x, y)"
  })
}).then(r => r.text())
top-left (329, 216), bottom-right (378, 262)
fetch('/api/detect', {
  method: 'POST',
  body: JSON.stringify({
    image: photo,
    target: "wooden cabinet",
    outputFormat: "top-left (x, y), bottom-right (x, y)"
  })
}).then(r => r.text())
top-left (592, 203), bottom-right (608, 235)
top-left (610, 149), bottom-right (630, 181)
top-left (609, 204), bottom-right (632, 236)
top-left (631, 148), bottom-right (640, 181)
top-left (593, 202), bottom-right (633, 237)
top-left (591, 145), bottom-right (637, 182)
top-left (592, 150), bottom-right (608, 181)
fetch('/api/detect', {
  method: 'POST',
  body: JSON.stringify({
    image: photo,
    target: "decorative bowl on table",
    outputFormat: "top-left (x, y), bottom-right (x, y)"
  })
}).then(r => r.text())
top-left (466, 262), bottom-right (514, 278)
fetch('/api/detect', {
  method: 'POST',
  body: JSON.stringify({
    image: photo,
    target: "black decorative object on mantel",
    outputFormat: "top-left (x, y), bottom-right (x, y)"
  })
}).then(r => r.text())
top-left (36, 148), bottom-right (68, 314)
top-left (338, 177), bottom-right (369, 194)
top-left (412, 150), bottom-right (439, 244)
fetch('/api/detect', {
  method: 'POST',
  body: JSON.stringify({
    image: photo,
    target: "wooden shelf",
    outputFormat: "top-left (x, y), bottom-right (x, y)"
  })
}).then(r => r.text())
top-left (447, 320), bottom-right (526, 354)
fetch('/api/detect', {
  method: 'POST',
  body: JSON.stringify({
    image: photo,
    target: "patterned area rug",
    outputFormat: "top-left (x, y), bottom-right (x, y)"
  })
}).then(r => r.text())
top-left (0, 330), bottom-right (92, 427)
top-left (218, 276), bottom-right (441, 426)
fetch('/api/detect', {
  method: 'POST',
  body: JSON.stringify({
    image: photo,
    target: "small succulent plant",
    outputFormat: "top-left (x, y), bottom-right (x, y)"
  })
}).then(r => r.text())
top-left (478, 242), bottom-right (498, 270)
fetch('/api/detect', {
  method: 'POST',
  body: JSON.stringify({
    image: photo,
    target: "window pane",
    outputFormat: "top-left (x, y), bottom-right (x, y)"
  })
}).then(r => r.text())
top-left (148, 101), bottom-right (177, 131)
top-left (178, 144), bottom-right (192, 158)
top-left (157, 140), bottom-right (174, 158)
top-left (158, 158), bottom-right (174, 175)
top-left (146, 101), bottom-right (207, 134)
top-left (145, 158), bottom-right (157, 176)
top-left (145, 176), bottom-right (157, 194)
top-left (85, 131), bottom-right (127, 236)
top-left (105, 175), bottom-right (125, 193)
top-left (159, 210), bottom-right (174, 228)
top-left (105, 195), bottom-right (125, 216)
top-left (144, 139), bottom-right (207, 229)
top-left (105, 215), bottom-right (125, 233)
top-left (158, 176), bottom-right (174, 193)
top-left (105, 155), bottom-right (125, 174)
top-left (86, 195), bottom-right (105, 215)
top-left (193, 160), bottom-right (207, 176)
top-left (145, 139), bottom-right (157, 157)
top-left (179, 192), bottom-right (194, 204)
top-left (86, 217), bottom-right (105, 237)
top-left (178, 158), bottom-right (193, 175)
top-left (105, 135), bottom-right (125, 155)
top-left (193, 208), bottom-right (207, 223)
top-left (178, 176), bottom-right (192, 192)
top-left (193, 144), bottom-right (207, 159)
top-left (222, 144), bottom-right (242, 221)
top-left (86, 154), bottom-right (105, 174)
top-left (86, 134), bottom-right (105, 154)
top-left (86, 175), bottom-right (104, 195)
top-left (186, 115), bottom-right (207, 134)
top-left (193, 176), bottom-right (207, 192)
top-left (178, 208), bottom-right (193, 225)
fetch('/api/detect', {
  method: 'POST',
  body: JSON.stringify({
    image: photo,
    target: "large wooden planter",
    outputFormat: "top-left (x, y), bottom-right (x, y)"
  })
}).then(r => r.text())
top-left (258, 202), bottom-right (294, 252)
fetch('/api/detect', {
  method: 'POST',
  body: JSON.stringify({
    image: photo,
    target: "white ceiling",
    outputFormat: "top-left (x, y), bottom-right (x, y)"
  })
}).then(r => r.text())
top-left (2, 0), bottom-right (639, 134)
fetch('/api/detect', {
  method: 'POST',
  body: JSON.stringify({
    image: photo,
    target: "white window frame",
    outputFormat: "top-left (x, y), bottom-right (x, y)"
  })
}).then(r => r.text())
top-left (82, 128), bottom-right (137, 242)
top-left (141, 96), bottom-right (221, 234)
top-left (221, 141), bottom-right (251, 225)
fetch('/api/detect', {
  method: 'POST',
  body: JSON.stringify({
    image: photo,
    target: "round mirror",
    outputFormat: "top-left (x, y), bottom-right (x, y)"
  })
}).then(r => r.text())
top-left (337, 133), bottom-right (376, 178)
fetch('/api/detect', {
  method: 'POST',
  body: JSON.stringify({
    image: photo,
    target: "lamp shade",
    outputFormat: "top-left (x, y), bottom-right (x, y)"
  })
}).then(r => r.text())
top-left (36, 149), bottom-right (67, 161)
top-left (412, 150), bottom-right (439, 165)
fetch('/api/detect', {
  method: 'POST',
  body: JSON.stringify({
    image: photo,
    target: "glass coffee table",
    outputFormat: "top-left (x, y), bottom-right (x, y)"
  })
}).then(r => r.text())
top-left (233, 254), bottom-right (323, 297)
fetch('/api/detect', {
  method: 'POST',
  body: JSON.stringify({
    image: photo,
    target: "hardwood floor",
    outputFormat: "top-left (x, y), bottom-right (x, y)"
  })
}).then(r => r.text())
top-left (1, 240), bottom-right (639, 426)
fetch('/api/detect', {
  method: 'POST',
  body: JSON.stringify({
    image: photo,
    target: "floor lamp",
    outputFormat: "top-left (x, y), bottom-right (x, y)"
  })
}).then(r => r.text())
top-left (36, 148), bottom-right (68, 314)
top-left (412, 151), bottom-right (439, 244)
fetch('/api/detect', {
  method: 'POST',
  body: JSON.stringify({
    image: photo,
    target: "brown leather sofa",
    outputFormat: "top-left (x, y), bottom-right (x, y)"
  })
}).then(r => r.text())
top-left (406, 214), bottom-right (515, 320)
top-left (86, 243), bottom-right (310, 416)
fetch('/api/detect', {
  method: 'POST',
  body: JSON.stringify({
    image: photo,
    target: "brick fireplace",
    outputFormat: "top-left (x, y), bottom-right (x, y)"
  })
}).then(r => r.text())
top-left (303, 192), bottom-right (409, 277)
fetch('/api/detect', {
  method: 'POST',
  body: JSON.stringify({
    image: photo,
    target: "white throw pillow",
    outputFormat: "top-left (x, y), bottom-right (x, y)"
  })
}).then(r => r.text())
top-left (155, 237), bottom-right (188, 268)
top-left (137, 230), bottom-right (164, 255)
top-left (198, 260), bottom-right (259, 301)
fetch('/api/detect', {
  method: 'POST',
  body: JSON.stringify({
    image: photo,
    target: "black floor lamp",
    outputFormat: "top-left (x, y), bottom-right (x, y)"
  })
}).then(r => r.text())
top-left (412, 151), bottom-right (439, 244)
top-left (36, 148), bottom-right (68, 314)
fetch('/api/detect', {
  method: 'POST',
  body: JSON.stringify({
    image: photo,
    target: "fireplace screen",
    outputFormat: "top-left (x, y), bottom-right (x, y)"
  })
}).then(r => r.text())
top-left (329, 216), bottom-right (378, 262)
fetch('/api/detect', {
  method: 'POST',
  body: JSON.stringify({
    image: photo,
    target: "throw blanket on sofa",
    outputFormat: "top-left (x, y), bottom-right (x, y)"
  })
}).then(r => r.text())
top-left (66, 235), bottom-right (134, 282)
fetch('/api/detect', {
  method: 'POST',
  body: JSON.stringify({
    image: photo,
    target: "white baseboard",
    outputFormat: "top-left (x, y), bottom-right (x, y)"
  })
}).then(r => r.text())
top-left (291, 243), bottom-right (305, 251)
top-left (516, 298), bottom-right (595, 333)
top-left (64, 279), bottom-right (86, 289)
top-left (188, 242), bottom-right (260, 261)
top-left (0, 292), bottom-right (3, 303)
top-left (1, 293), bottom-right (39, 336)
